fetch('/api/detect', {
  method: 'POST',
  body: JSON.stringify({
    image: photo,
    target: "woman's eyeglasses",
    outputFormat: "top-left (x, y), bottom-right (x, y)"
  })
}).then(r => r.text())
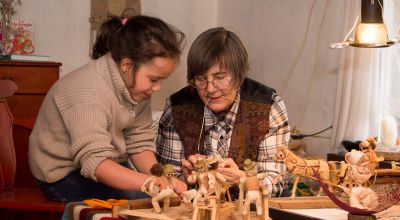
top-left (190, 75), bottom-right (232, 90)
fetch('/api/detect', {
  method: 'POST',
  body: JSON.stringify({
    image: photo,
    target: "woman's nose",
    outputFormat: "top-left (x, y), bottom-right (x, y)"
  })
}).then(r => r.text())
top-left (206, 80), bottom-right (218, 93)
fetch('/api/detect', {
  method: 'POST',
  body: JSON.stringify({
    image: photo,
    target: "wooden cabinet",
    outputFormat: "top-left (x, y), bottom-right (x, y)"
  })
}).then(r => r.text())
top-left (0, 60), bottom-right (61, 187)
top-left (0, 61), bottom-right (61, 119)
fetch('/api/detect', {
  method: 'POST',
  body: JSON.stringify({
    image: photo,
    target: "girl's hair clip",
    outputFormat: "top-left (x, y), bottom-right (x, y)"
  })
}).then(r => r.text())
top-left (121, 18), bottom-right (128, 26)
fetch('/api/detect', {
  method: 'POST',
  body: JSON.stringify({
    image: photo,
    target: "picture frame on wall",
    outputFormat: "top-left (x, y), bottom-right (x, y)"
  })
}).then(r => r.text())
top-left (89, 0), bottom-right (141, 56)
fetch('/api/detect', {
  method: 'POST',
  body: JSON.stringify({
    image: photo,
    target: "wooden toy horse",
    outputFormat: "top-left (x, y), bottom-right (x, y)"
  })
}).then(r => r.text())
top-left (274, 146), bottom-right (330, 198)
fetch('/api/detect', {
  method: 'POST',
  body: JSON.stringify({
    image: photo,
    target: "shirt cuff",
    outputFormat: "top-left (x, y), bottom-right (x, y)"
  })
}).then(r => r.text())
top-left (80, 156), bottom-right (109, 182)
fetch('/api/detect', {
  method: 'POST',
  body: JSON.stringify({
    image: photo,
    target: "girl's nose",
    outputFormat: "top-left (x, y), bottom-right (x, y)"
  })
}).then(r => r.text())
top-left (152, 82), bottom-right (161, 92)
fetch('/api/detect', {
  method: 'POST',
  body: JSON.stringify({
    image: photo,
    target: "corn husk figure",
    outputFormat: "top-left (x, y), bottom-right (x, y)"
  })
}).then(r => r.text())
top-left (240, 159), bottom-right (266, 219)
top-left (206, 154), bottom-right (227, 202)
top-left (141, 164), bottom-right (177, 213)
top-left (342, 149), bottom-right (373, 187)
top-left (359, 137), bottom-right (384, 173)
top-left (187, 158), bottom-right (209, 206)
top-left (337, 185), bottom-right (379, 210)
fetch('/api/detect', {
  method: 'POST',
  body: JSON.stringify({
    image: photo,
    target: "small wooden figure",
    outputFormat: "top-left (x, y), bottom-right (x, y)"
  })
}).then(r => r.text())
top-left (359, 137), bottom-right (384, 173)
top-left (206, 154), bottom-right (227, 201)
top-left (187, 158), bottom-right (209, 206)
top-left (274, 146), bottom-right (330, 198)
top-left (337, 185), bottom-right (379, 210)
top-left (239, 159), bottom-right (269, 220)
top-left (343, 149), bottom-right (373, 187)
top-left (329, 137), bottom-right (385, 188)
top-left (141, 164), bottom-right (177, 213)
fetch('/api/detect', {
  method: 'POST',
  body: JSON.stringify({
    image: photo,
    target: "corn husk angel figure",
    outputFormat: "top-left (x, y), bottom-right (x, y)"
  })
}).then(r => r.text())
top-left (186, 158), bottom-right (210, 206)
top-left (206, 154), bottom-right (228, 201)
top-left (141, 164), bottom-right (178, 213)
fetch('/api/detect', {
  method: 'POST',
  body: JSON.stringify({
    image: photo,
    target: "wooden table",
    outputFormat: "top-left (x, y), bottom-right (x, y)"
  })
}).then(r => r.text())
top-left (64, 197), bottom-right (400, 220)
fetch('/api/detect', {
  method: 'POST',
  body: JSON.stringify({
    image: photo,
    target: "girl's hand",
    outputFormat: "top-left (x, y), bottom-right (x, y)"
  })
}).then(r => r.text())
top-left (154, 176), bottom-right (169, 189)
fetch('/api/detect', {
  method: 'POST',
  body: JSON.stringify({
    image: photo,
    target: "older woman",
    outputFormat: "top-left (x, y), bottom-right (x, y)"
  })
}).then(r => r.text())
top-left (156, 27), bottom-right (290, 197)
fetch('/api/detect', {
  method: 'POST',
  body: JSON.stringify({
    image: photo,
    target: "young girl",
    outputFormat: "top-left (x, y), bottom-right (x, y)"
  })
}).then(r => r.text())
top-left (29, 15), bottom-right (186, 202)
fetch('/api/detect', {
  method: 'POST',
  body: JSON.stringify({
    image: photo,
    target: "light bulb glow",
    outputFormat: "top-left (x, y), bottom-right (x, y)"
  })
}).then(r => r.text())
top-left (354, 23), bottom-right (389, 45)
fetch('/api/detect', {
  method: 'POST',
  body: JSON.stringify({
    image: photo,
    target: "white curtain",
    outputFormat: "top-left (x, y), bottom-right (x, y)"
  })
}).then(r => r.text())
top-left (331, 0), bottom-right (384, 153)
top-left (382, 0), bottom-right (400, 120)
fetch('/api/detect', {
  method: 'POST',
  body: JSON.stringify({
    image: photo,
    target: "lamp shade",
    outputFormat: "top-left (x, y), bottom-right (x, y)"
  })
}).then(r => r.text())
top-left (331, 0), bottom-right (398, 49)
top-left (351, 0), bottom-right (395, 48)
top-left (354, 23), bottom-right (389, 46)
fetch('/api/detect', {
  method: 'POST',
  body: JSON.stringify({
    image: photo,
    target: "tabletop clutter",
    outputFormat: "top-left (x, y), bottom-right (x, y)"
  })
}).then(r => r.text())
top-left (70, 136), bottom-right (400, 220)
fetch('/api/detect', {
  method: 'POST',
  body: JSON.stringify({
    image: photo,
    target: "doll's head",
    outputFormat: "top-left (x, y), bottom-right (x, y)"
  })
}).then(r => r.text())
top-left (163, 164), bottom-right (175, 178)
top-left (243, 158), bottom-right (257, 176)
top-left (194, 159), bottom-right (207, 172)
top-left (207, 154), bottom-right (221, 170)
top-left (150, 164), bottom-right (164, 177)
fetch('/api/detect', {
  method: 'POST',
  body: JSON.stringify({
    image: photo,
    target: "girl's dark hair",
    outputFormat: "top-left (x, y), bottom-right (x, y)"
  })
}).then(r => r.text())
top-left (187, 27), bottom-right (249, 88)
top-left (92, 15), bottom-right (185, 69)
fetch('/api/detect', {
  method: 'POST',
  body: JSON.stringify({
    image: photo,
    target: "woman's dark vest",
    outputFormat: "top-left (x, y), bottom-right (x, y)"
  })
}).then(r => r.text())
top-left (170, 78), bottom-right (275, 169)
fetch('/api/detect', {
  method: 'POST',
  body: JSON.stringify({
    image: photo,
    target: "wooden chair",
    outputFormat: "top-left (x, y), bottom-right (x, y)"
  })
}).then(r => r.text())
top-left (0, 79), bottom-right (17, 192)
top-left (0, 79), bottom-right (65, 220)
top-left (192, 196), bottom-right (220, 220)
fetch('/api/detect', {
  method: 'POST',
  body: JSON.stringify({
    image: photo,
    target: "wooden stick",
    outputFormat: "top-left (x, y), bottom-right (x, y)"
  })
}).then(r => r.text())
top-left (130, 197), bottom-right (181, 209)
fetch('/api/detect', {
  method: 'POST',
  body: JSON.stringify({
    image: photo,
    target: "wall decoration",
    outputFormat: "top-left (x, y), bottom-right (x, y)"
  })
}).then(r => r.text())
top-left (89, 0), bottom-right (140, 55)
top-left (0, 0), bottom-right (21, 54)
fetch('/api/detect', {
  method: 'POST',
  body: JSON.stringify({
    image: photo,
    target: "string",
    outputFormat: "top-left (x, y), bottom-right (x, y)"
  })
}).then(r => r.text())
top-left (342, 12), bottom-right (360, 43)
top-left (221, 95), bottom-right (239, 102)
top-left (196, 93), bottom-right (239, 154)
top-left (197, 95), bottom-right (238, 154)
top-left (197, 98), bottom-right (210, 154)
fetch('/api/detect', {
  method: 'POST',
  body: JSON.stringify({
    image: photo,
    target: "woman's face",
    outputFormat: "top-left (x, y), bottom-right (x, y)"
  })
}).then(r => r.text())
top-left (194, 63), bottom-right (238, 113)
top-left (121, 57), bottom-right (178, 102)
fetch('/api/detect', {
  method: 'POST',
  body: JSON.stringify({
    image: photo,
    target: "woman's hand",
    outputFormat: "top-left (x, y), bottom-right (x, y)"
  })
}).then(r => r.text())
top-left (217, 158), bottom-right (245, 185)
top-left (169, 177), bottom-right (187, 195)
top-left (181, 154), bottom-right (206, 180)
top-left (187, 154), bottom-right (206, 164)
top-left (181, 159), bottom-right (193, 180)
top-left (221, 158), bottom-right (239, 169)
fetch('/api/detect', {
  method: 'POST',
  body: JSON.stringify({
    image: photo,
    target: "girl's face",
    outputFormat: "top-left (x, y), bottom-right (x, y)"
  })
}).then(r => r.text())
top-left (194, 63), bottom-right (238, 113)
top-left (121, 57), bottom-right (178, 102)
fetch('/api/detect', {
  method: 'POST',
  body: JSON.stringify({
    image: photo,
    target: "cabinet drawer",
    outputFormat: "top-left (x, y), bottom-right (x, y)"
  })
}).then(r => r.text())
top-left (7, 95), bottom-right (45, 117)
top-left (0, 61), bottom-right (60, 94)
top-left (0, 66), bottom-right (59, 94)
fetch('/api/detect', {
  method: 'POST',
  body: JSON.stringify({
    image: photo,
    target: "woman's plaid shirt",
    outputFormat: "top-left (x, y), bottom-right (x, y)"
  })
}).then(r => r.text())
top-left (156, 92), bottom-right (290, 196)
